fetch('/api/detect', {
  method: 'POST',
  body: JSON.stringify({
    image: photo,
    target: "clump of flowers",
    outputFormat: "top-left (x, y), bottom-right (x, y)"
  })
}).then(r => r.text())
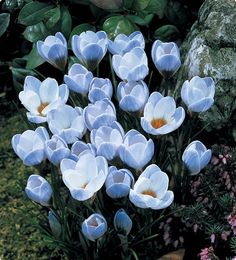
top-left (12, 30), bottom-right (220, 259)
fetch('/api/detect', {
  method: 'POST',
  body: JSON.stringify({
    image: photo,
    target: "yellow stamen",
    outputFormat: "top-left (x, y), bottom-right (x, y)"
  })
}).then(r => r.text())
top-left (151, 118), bottom-right (167, 129)
top-left (142, 190), bottom-right (156, 198)
top-left (37, 102), bottom-right (49, 115)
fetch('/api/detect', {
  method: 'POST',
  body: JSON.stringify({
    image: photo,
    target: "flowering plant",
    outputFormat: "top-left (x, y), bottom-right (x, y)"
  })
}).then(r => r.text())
top-left (11, 30), bottom-right (219, 259)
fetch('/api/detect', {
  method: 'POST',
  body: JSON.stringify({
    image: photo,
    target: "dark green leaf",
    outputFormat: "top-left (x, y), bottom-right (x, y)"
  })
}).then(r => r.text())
top-left (25, 45), bottom-right (45, 69)
top-left (0, 13), bottom-right (10, 38)
top-left (123, 0), bottom-right (134, 9)
top-left (132, 0), bottom-right (150, 11)
top-left (23, 22), bottom-right (49, 43)
top-left (154, 25), bottom-right (180, 42)
top-left (59, 6), bottom-right (72, 39)
top-left (144, 0), bottom-right (167, 18)
top-left (18, 1), bottom-right (54, 26)
top-left (44, 6), bottom-right (61, 28)
top-left (103, 15), bottom-right (138, 40)
top-left (165, 0), bottom-right (188, 25)
top-left (127, 13), bottom-right (154, 26)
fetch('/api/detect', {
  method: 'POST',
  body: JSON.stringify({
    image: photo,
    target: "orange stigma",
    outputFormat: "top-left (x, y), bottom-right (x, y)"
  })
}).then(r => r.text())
top-left (37, 103), bottom-right (49, 115)
top-left (142, 190), bottom-right (156, 198)
top-left (151, 118), bottom-right (167, 129)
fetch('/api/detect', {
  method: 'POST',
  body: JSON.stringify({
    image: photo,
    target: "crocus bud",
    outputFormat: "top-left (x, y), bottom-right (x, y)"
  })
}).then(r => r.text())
top-left (114, 209), bottom-right (132, 235)
top-left (82, 213), bottom-right (107, 241)
top-left (25, 175), bottom-right (52, 206)
top-left (48, 211), bottom-right (61, 238)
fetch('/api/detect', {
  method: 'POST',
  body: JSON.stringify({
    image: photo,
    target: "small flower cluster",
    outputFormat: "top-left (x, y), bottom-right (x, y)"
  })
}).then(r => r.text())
top-left (12, 30), bottom-right (215, 247)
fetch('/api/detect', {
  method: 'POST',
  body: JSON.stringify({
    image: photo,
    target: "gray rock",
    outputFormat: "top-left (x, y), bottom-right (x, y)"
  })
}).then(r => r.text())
top-left (175, 0), bottom-right (236, 134)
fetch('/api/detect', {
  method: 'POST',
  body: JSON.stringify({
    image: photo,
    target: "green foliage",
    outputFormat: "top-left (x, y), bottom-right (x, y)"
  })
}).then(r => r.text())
top-left (154, 24), bottom-right (180, 42)
top-left (25, 45), bottom-right (45, 69)
top-left (0, 13), bottom-right (10, 38)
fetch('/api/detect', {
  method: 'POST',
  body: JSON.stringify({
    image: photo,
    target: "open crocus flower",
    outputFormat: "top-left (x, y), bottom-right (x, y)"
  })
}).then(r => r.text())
top-left (88, 77), bottom-right (113, 103)
top-left (72, 30), bottom-right (108, 71)
top-left (117, 80), bottom-right (149, 112)
top-left (60, 153), bottom-right (108, 201)
top-left (112, 47), bottom-right (149, 81)
top-left (64, 63), bottom-right (93, 95)
top-left (151, 40), bottom-right (181, 78)
top-left (181, 76), bottom-right (215, 113)
top-left (119, 129), bottom-right (154, 170)
top-left (90, 121), bottom-right (124, 161)
top-left (141, 92), bottom-right (185, 136)
top-left (182, 140), bottom-right (212, 175)
top-left (108, 31), bottom-right (145, 55)
top-left (129, 164), bottom-right (174, 209)
top-left (82, 213), bottom-right (107, 241)
top-left (12, 127), bottom-right (49, 166)
top-left (83, 98), bottom-right (116, 131)
top-left (25, 175), bottom-right (52, 206)
top-left (19, 76), bottom-right (69, 123)
top-left (37, 32), bottom-right (67, 71)
top-left (70, 141), bottom-right (96, 161)
top-left (45, 135), bottom-right (70, 165)
top-left (47, 105), bottom-right (86, 144)
top-left (105, 166), bottom-right (134, 199)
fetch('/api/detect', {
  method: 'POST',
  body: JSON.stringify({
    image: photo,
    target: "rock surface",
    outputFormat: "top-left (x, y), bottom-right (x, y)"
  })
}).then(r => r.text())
top-left (175, 0), bottom-right (236, 136)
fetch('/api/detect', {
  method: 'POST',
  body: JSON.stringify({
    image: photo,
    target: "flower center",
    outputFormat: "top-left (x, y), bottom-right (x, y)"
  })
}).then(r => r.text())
top-left (37, 102), bottom-right (49, 116)
top-left (142, 189), bottom-right (156, 198)
top-left (89, 219), bottom-right (99, 227)
top-left (151, 118), bottom-right (167, 129)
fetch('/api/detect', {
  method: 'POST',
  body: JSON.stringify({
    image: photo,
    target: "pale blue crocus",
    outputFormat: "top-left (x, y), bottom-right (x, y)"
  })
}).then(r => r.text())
top-left (105, 166), bottom-right (134, 199)
top-left (60, 153), bottom-right (108, 201)
top-left (181, 76), bottom-right (215, 113)
top-left (90, 121), bottom-right (124, 161)
top-left (25, 174), bottom-right (52, 206)
top-left (70, 141), bottom-right (97, 161)
top-left (45, 135), bottom-right (70, 165)
top-left (88, 77), bottom-right (113, 103)
top-left (19, 76), bottom-right (69, 123)
top-left (117, 80), bottom-right (149, 112)
top-left (108, 31), bottom-right (145, 55)
top-left (141, 92), bottom-right (185, 136)
top-left (151, 40), bottom-right (181, 78)
top-left (119, 129), bottom-right (154, 170)
top-left (112, 47), bottom-right (149, 81)
top-left (47, 105), bottom-right (86, 144)
top-left (182, 140), bottom-right (212, 175)
top-left (129, 164), bottom-right (174, 209)
top-left (64, 63), bottom-right (93, 95)
top-left (12, 127), bottom-right (49, 166)
top-left (72, 30), bottom-right (108, 71)
top-left (48, 211), bottom-right (61, 238)
top-left (82, 213), bottom-right (107, 241)
top-left (83, 98), bottom-right (116, 131)
top-left (37, 32), bottom-right (67, 71)
top-left (114, 209), bottom-right (132, 235)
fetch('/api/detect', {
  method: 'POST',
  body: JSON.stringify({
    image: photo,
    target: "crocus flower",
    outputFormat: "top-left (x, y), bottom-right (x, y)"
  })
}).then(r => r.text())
top-left (88, 77), bottom-right (113, 103)
top-left (119, 129), bottom-right (154, 170)
top-left (83, 98), bottom-right (116, 131)
top-left (19, 76), bottom-right (69, 123)
top-left (60, 153), bottom-right (108, 201)
top-left (82, 213), bottom-right (107, 241)
top-left (182, 140), bottom-right (212, 175)
top-left (108, 31), bottom-right (145, 55)
top-left (12, 127), bottom-right (49, 166)
top-left (72, 30), bottom-right (108, 71)
top-left (141, 92), bottom-right (185, 136)
top-left (70, 141), bottom-right (97, 161)
top-left (37, 32), bottom-right (67, 71)
top-left (105, 166), bottom-right (134, 199)
top-left (48, 211), bottom-right (61, 238)
top-left (90, 121), bottom-right (124, 161)
top-left (117, 80), bottom-right (149, 112)
top-left (64, 63), bottom-right (93, 95)
top-left (114, 209), bottom-right (132, 235)
top-left (45, 135), bottom-right (70, 165)
top-left (25, 174), bottom-right (52, 206)
top-left (181, 76), bottom-right (215, 112)
top-left (129, 164), bottom-right (174, 209)
top-left (47, 105), bottom-right (86, 144)
top-left (151, 40), bottom-right (181, 78)
top-left (112, 47), bottom-right (149, 81)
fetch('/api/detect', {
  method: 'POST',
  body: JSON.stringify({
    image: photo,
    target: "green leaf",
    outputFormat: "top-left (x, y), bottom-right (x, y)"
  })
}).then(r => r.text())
top-left (23, 22), bottom-right (49, 43)
top-left (132, 0), bottom-right (150, 11)
top-left (144, 0), bottom-right (167, 18)
top-left (103, 15), bottom-right (138, 40)
top-left (44, 6), bottom-right (61, 28)
top-left (165, 0), bottom-right (188, 25)
top-left (59, 6), bottom-right (72, 39)
top-left (0, 13), bottom-right (10, 38)
top-left (69, 23), bottom-right (95, 48)
top-left (25, 45), bottom-right (45, 69)
top-left (127, 12), bottom-right (154, 26)
top-left (154, 25), bottom-right (180, 42)
top-left (18, 1), bottom-right (54, 26)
